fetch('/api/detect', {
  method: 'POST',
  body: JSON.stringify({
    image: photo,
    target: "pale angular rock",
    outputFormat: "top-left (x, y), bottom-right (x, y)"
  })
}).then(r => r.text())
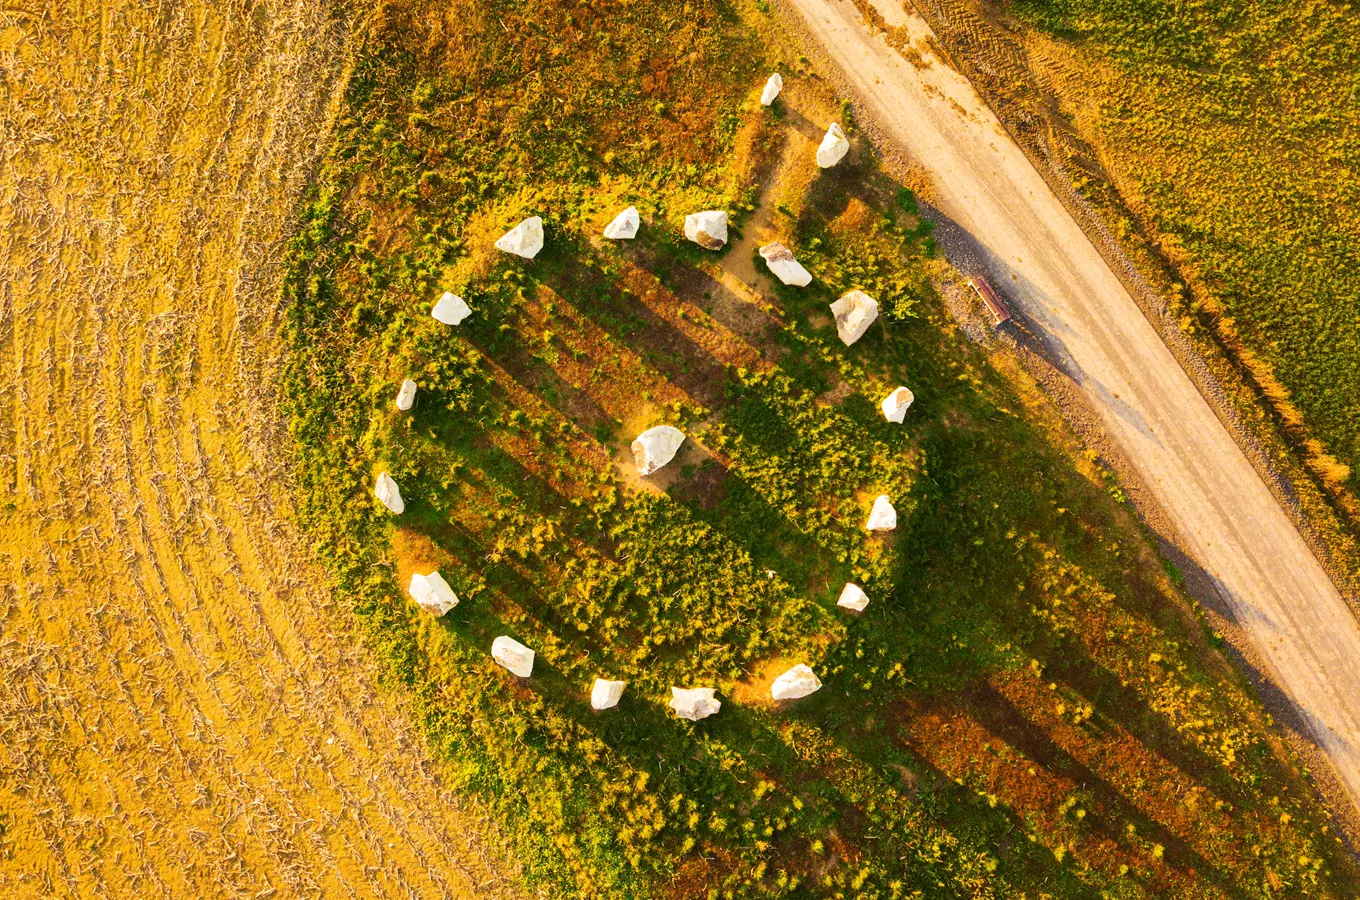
top-left (866, 494), bottom-right (897, 531)
top-left (631, 425), bottom-right (686, 476)
top-left (759, 241), bottom-right (813, 287)
top-left (670, 686), bottom-right (721, 721)
top-left (495, 215), bottom-right (544, 259)
top-left (837, 582), bottom-right (870, 612)
top-left (374, 472), bottom-right (404, 514)
top-left (604, 206), bottom-right (640, 240)
top-left (591, 678), bottom-right (627, 710)
top-left (684, 210), bottom-right (728, 250)
top-left (409, 571), bottom-right (459, 616)
top-left (881, 386), bottom-right (914, 423)
top-left (396, 379), bottom-right (418, 411)
top-left (830, 290), bottom-right (879, 346)
top-left (816, 123), bottom-right (850, 168)
top-left (432, 291), bottom-right (472, 326)
top-left (760, 72), bottom-right (783, 106)
top-left (771, 664), bottom-right (822, 701)
top-left (491, 635), bottom-right (535, 678)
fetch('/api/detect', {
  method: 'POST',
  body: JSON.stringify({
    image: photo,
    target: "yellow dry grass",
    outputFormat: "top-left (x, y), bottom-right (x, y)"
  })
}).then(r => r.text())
top-left (0, 1), bottom-right (523, 897)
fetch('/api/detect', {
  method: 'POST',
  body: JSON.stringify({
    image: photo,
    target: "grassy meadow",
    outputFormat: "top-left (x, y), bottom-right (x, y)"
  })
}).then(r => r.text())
top-left (281, 0), bottom-right (1359, 895)
top-left (1008, 0), bottom-right (1360, 506)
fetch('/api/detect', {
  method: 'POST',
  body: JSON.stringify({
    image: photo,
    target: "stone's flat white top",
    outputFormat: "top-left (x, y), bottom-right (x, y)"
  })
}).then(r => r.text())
top-left (761, 72), bottom-right (784, 106)
top-left (759, 241), bottom-right (813, 287)
top-left (396, 379), bottom-right (418, 411)
top-left (837, 582), bottom-right (869, 612)
top-left (604, 206), bottom-right (640, 240)
top-left (817, 122), bottom-right (850, 168)
top-left (491, 635), bottom-right (535, 678)
top-left (374, 471), bottom-right (404, 514)
top-left (409, 571), bottom-right (459, 616)
top-left (632, 425), bottom-right (686, 476)
top-left (866, 494), bottom-right (897, 531)
top-left (591, 678), bottom-right (626, 710)
top-left (830, 290), bottom-right (878, 345)
top-left (881, 386), bottom-right (914, 423)
top-left (684, 210), bottom-right (728, 250)
top-left (432, 291), bottom-right (471, 326)
top-left (495, 215), bottom-right (544, 259)
top-left (670, 686), bottom-right (721, 721)
top-left (771, 664), bottom-right (822, 700)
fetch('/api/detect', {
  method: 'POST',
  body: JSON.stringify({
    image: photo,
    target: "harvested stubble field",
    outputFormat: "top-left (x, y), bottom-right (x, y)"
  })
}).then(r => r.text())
top-left (0, 1), bottom-right (523, 897)
top-left (282, 0), bottom-right (1360, 896)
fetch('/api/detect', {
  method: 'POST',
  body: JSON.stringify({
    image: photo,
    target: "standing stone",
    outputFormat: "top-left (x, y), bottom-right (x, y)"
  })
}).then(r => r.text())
top-left (604, 206), bottom-right (640, 240)
top-left (591, 678), bottom-right (627, 710)
top-left (684, 210), bottom-right (728, 250)
top-left (760, 73), bottom-right (783, 106)
top-left (830, 290), bottom-right (879, 346)
top-left (771, 664), bottom-right (822, 701)
top-left (396, 379), bottom-right (418, 411)
top-left (816, 123), bottom-right (850, 168)
top-left (880, 386), bottom-right (914, 423)
top-left (432, 291), bottom-right (472, 326)
top-left (759, 241), bottom-right (813, 287)
top-left (374, 472), bottom-right (404, 515)
top-left (670, 687), bottom-right (721, 721)
top-left (495, 216), bottom-right (544, 259)
top-left (491, 636), bottom-right (535, 678)
top-left (866, 495), bottom-right (897, 531)
top-left (409, 571), bottom-right (459, 616)
top-left (631, 425), bottom-right (686, 476)
top-left (837, 582), bottom-right (870, 612)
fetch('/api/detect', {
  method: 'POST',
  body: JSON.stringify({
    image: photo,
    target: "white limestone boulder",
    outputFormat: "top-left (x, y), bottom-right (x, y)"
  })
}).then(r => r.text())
top-left (396, 379), bottom-right (418, 411)
top-left (881, 386), bottom-right (914, 423)
top-left (591, 678), bottom-right (627, 710)
top-left (837, 582), bottom-right (869, 612)
top-left (670, 686), bottom-right (721, 721)
top-left (866, 495), bottom-right (897, 531)
top-left (604, 206), bottom-right (640, 240)
top-left (771, 664), bottom-right (822, 701)
top-left (495, 215), bottom-right (544, 259)
top-left (631, 425), bottom-right (686, 476)
top-left (830, 290), bottom-right (879, 346)
top-left (684, 210), bottom-right (728, 250)
top-left (491, 635), bottom-right (535, 678)
top-left (816, 123), bottom-right (850, 168)
top-left (759, 241), bottom-right (813, 287)
top-left (760, 72), bottom-right (783, 106)
top-left (432, 291), bottom-right (472, 326)
top-left (374, 472), bottom-right (404, 514)
top-left (409, 571), bottom-right (459, 616)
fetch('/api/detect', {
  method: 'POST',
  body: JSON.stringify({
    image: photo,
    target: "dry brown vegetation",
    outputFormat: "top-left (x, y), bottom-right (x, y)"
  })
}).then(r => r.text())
top-left (0, 1), bottom-right (523, 896)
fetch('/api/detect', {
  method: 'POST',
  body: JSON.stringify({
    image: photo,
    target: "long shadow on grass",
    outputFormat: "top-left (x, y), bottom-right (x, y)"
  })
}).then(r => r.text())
top-left (1149, 527), bottom-right (1359, 800)
top-left (623, 237), bottom-right (789, 351)
top-left (959, 681), bottom-right (1254, 899)
top-left (898, 412), bottom-right (1274, 825)
top-left (536, 248), bottom-right (736, 412)
top-left (666, 454), bottom-right (848, 605)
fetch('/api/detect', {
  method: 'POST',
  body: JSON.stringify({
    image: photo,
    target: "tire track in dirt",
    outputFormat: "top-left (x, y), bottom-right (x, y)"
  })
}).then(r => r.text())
top-left (0, 1), bottom-right (525, 896)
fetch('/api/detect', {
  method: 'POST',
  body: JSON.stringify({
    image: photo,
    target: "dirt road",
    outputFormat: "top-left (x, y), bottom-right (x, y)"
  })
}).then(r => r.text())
top-left (0, 1), bottom-right (522, 896)
top-left (782, 0), bottom-right (1360, 814)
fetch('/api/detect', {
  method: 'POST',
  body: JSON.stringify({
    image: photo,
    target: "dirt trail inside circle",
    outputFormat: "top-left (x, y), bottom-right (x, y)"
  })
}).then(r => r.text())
top-left (0, 1), bottom-right (524, 896)
top-left (780, 0), bottom-right (1360, 817)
